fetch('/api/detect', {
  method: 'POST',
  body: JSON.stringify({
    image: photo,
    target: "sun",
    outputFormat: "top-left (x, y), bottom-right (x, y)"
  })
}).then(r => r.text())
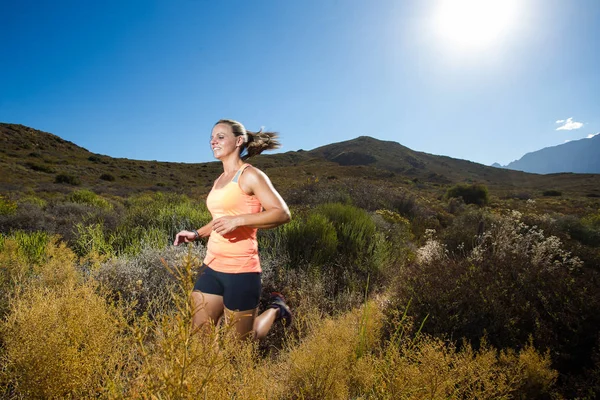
top-left (433, 0), bottom-right (521, 52)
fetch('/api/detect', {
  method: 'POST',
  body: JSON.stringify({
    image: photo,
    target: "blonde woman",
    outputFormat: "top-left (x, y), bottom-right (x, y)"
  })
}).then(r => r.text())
top-left (174, 119), bottom-right (291, 340)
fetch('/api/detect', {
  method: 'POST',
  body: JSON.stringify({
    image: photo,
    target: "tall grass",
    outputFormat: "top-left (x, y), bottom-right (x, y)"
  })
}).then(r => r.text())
top-left (1, 189), bottom-right (598, 397)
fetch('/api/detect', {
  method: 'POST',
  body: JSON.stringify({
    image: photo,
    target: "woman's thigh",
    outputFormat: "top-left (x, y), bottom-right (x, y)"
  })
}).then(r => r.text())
top-left (191, 291), bottom-right (224, 328)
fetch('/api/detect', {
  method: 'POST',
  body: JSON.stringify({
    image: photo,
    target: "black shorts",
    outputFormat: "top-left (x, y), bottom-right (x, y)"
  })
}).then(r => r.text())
top-left (193, 264), bottom-right (261, 311)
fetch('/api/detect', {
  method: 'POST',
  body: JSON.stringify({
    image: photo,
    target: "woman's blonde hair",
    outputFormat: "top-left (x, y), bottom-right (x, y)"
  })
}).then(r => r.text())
top-left (215, 119), bottom-right (281, 160)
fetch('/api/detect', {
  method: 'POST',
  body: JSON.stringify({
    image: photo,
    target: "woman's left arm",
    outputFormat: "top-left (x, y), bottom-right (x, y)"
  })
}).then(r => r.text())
top-left (211, 167), bottom-right (291, 236)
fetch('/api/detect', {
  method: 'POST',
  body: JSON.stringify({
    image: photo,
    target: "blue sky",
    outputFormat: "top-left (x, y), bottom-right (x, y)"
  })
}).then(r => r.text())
top-left (1, 0), bottom-right (599, 166)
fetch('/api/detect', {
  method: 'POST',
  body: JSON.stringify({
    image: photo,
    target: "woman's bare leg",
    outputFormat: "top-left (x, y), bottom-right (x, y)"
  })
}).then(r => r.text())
top-left (253, 308), bottom-right (279, 340)
top-left (226, 307), bottom-right (279, 340)
top-left (191, 291), bottom-right (224, 332)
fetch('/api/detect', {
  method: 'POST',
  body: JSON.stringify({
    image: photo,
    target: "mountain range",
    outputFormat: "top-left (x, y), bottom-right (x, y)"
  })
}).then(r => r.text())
top-left (496, 134), bottom-right (600, 174)
top-left (1, 123), bottom-right (599, 198)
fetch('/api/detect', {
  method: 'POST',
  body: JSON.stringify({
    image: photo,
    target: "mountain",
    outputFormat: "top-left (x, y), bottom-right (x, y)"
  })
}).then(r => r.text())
top-left (504, 135), bottom-right (600, 174)
top-left (2, 123), bottom-right (600, 198)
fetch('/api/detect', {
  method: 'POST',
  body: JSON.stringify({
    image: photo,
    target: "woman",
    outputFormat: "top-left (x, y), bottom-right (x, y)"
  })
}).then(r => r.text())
top-left (174, 119), bottom-right (291, 340)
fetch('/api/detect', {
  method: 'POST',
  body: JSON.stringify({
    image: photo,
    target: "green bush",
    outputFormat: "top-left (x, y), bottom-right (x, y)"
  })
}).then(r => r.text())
top-left (54, 174), bottom-right (80, 185)
top-left (316, 203), bottom-right (378, 271)
top-left (283, 213), bottom-right (338, 267)
top-left (100, 173), bottom-right (116, 181)
top-left (68, 189), bottom-right (112, 210)
top-left (25, 162), bottom-right (55, 173)
top-left (446, 183), bottom-right (489, 206)
top-left (72, 223), bottom-right (115, 258)
top-left (12, 230), bottom-right (51, 266)
top-left (0, 195), bottom-right (17, 216)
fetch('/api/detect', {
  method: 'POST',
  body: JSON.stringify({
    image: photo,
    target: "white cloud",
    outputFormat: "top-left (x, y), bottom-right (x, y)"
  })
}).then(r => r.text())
top-left (587, 132), bottom-right (600, 139)
top-left (556, 117), bottom-right (583, 131)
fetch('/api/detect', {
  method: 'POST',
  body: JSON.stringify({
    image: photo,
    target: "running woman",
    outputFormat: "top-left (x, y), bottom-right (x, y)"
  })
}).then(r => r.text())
top-left (174, 119), bottom-right (292, 340)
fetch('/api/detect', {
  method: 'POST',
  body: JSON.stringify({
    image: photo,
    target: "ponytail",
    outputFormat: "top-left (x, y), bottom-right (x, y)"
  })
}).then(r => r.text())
top-left (215, 119), bottom-right (281, 160)
top-left (243, 129), bottom-right (281, 160)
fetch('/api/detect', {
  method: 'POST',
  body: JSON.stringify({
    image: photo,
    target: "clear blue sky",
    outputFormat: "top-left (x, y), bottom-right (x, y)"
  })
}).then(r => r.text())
top-left (1, 0), bottom-right (599, 166)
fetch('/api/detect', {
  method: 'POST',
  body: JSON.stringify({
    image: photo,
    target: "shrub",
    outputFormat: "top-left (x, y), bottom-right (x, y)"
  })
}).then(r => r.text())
top-left (1, 282), bottom-right (128, 398)
top-left (68, 189), bottom-right (112, 210)
top-left (543, 190), bottom-right (562, 197)
top-left (277, 299), bottom-right (557, 399)
top-left (316, 203), bottom-right (378, 271)
top-left (0, 195), bottom-right (17, 216)
top-left (11, 230), bottom-right (51, 266)
top-left (283, 213), bottom-right (338, 267)
top-left (128, 252), bottom-right (274, 399)
top-left (46, 202), bottom-right (118, 244)
top-left (440, 206), bottom-right (496, 253)
top-left (397, 210), bottom-right (600, 384)
top-left (72, 223), bottom-right (115, 259)
top-left (100, 173), bottom-right (116, 181)
top-left (122, 193), bottom-right (211, 241)
top-left (0, 202), bottom-right (54, 236)
top-left (94, 244), bottom-right (206, 316)
top-left (24, 162), bottom-right (55, 173)
top-left (54, 173), bottom-right (80, 185)
top-left (555, 214), bottom-right (600, 247)
top-left (446, 183), bottom-right (489, 206)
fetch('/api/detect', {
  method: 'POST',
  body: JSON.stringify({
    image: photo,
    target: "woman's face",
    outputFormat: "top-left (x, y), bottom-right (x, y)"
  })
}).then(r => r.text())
top-left (210, 123), bottom-right (243, 160)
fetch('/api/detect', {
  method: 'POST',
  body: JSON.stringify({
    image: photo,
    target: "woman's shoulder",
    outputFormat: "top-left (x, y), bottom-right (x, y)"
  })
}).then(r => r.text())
top-left (242, 164), bottom-right (269, 181)
top-left (239, 164), bottom-right (272, 192)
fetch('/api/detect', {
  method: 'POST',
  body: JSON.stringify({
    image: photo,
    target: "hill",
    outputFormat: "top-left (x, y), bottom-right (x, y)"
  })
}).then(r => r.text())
top-left (2, 123), bottom-right (600, 198)
top-left (503, 134), bottom-right (600, 174)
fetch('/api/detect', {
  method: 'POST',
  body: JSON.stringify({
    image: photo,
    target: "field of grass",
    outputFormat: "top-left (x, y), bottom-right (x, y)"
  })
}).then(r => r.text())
top-left (1, 123), bottom-right (600, 398)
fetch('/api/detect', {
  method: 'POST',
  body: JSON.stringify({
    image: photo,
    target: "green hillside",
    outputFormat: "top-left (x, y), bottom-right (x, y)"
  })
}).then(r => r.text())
top-left (2, 123), bottom-right (600, 200)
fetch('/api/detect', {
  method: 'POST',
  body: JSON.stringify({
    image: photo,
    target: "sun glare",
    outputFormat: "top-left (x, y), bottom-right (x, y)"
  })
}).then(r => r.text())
top-left (433, 0), bottom-right (520, 52)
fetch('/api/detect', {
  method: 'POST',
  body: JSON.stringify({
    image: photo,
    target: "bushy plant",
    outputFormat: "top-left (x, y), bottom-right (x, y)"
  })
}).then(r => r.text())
top-left (276, 299), bottom-right (557, 399)
top-left (315, 203), bottom-right (378, 271)
top-left (54, 173), bottom-right (80, 185)
top-left (68, 189), bottom-right (113, 210)
top-left (283, 213), bottom-right (338, 267)
top-left (24, 162), bottom-right (55, 173)
top-left (100, 173), bottom-right (116, 181)
top-left (72, 222), bottom-right (116, 259)
top-left (122, 192), bottom-right (211, 240)
top-left (543, 189), bottom-right (562, 197)
top-left (440, 206), bottom-right (496, 253)
top-left (128, 251), bottom-right (274, 399)
top-left (397, 210), bottom-right (600, 384)
top-left (446, 183), bottom-right (489, 206)
top-left (94, 244), bottom-right (206, 316)
top-left (0, 282), bottom-right (128, 398)
top-left (0, 195), bottom-right (17, 216)
top-left (555, 213), bottom-right (600, 247)
top-left (11, 230), bottom-right (51, 266)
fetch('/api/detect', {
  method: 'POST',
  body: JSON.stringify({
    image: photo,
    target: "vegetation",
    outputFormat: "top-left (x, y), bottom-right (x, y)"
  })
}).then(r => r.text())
top-left (446, 183), bottom-right (489, 206)
top-left (1, 123), bottom-right (600, 398)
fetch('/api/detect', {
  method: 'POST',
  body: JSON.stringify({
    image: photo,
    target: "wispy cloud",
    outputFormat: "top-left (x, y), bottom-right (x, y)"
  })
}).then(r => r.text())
top-left (556, 117), bottom-right (583, 131)
top-left (587, 132), bottom-right (600, 139)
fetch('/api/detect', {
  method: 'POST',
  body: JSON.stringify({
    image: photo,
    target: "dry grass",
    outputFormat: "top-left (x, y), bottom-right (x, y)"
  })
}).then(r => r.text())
top-left (0, 238), bottom-right (561, 399)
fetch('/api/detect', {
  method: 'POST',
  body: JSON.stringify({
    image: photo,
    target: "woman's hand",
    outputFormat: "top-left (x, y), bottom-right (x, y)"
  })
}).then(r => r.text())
top-left (212, 216), bottom-right (242, 236)
top-left (173, 230), bottom-right (197, 246)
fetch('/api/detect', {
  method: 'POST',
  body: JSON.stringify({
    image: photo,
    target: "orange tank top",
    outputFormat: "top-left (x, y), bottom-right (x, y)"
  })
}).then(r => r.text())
top-left (203, 164), bottom-right (262, 273)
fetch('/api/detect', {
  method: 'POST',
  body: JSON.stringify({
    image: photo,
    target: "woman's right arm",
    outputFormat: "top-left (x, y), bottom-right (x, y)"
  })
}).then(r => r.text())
top-left (173, 220), bottom-right (213, 246)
